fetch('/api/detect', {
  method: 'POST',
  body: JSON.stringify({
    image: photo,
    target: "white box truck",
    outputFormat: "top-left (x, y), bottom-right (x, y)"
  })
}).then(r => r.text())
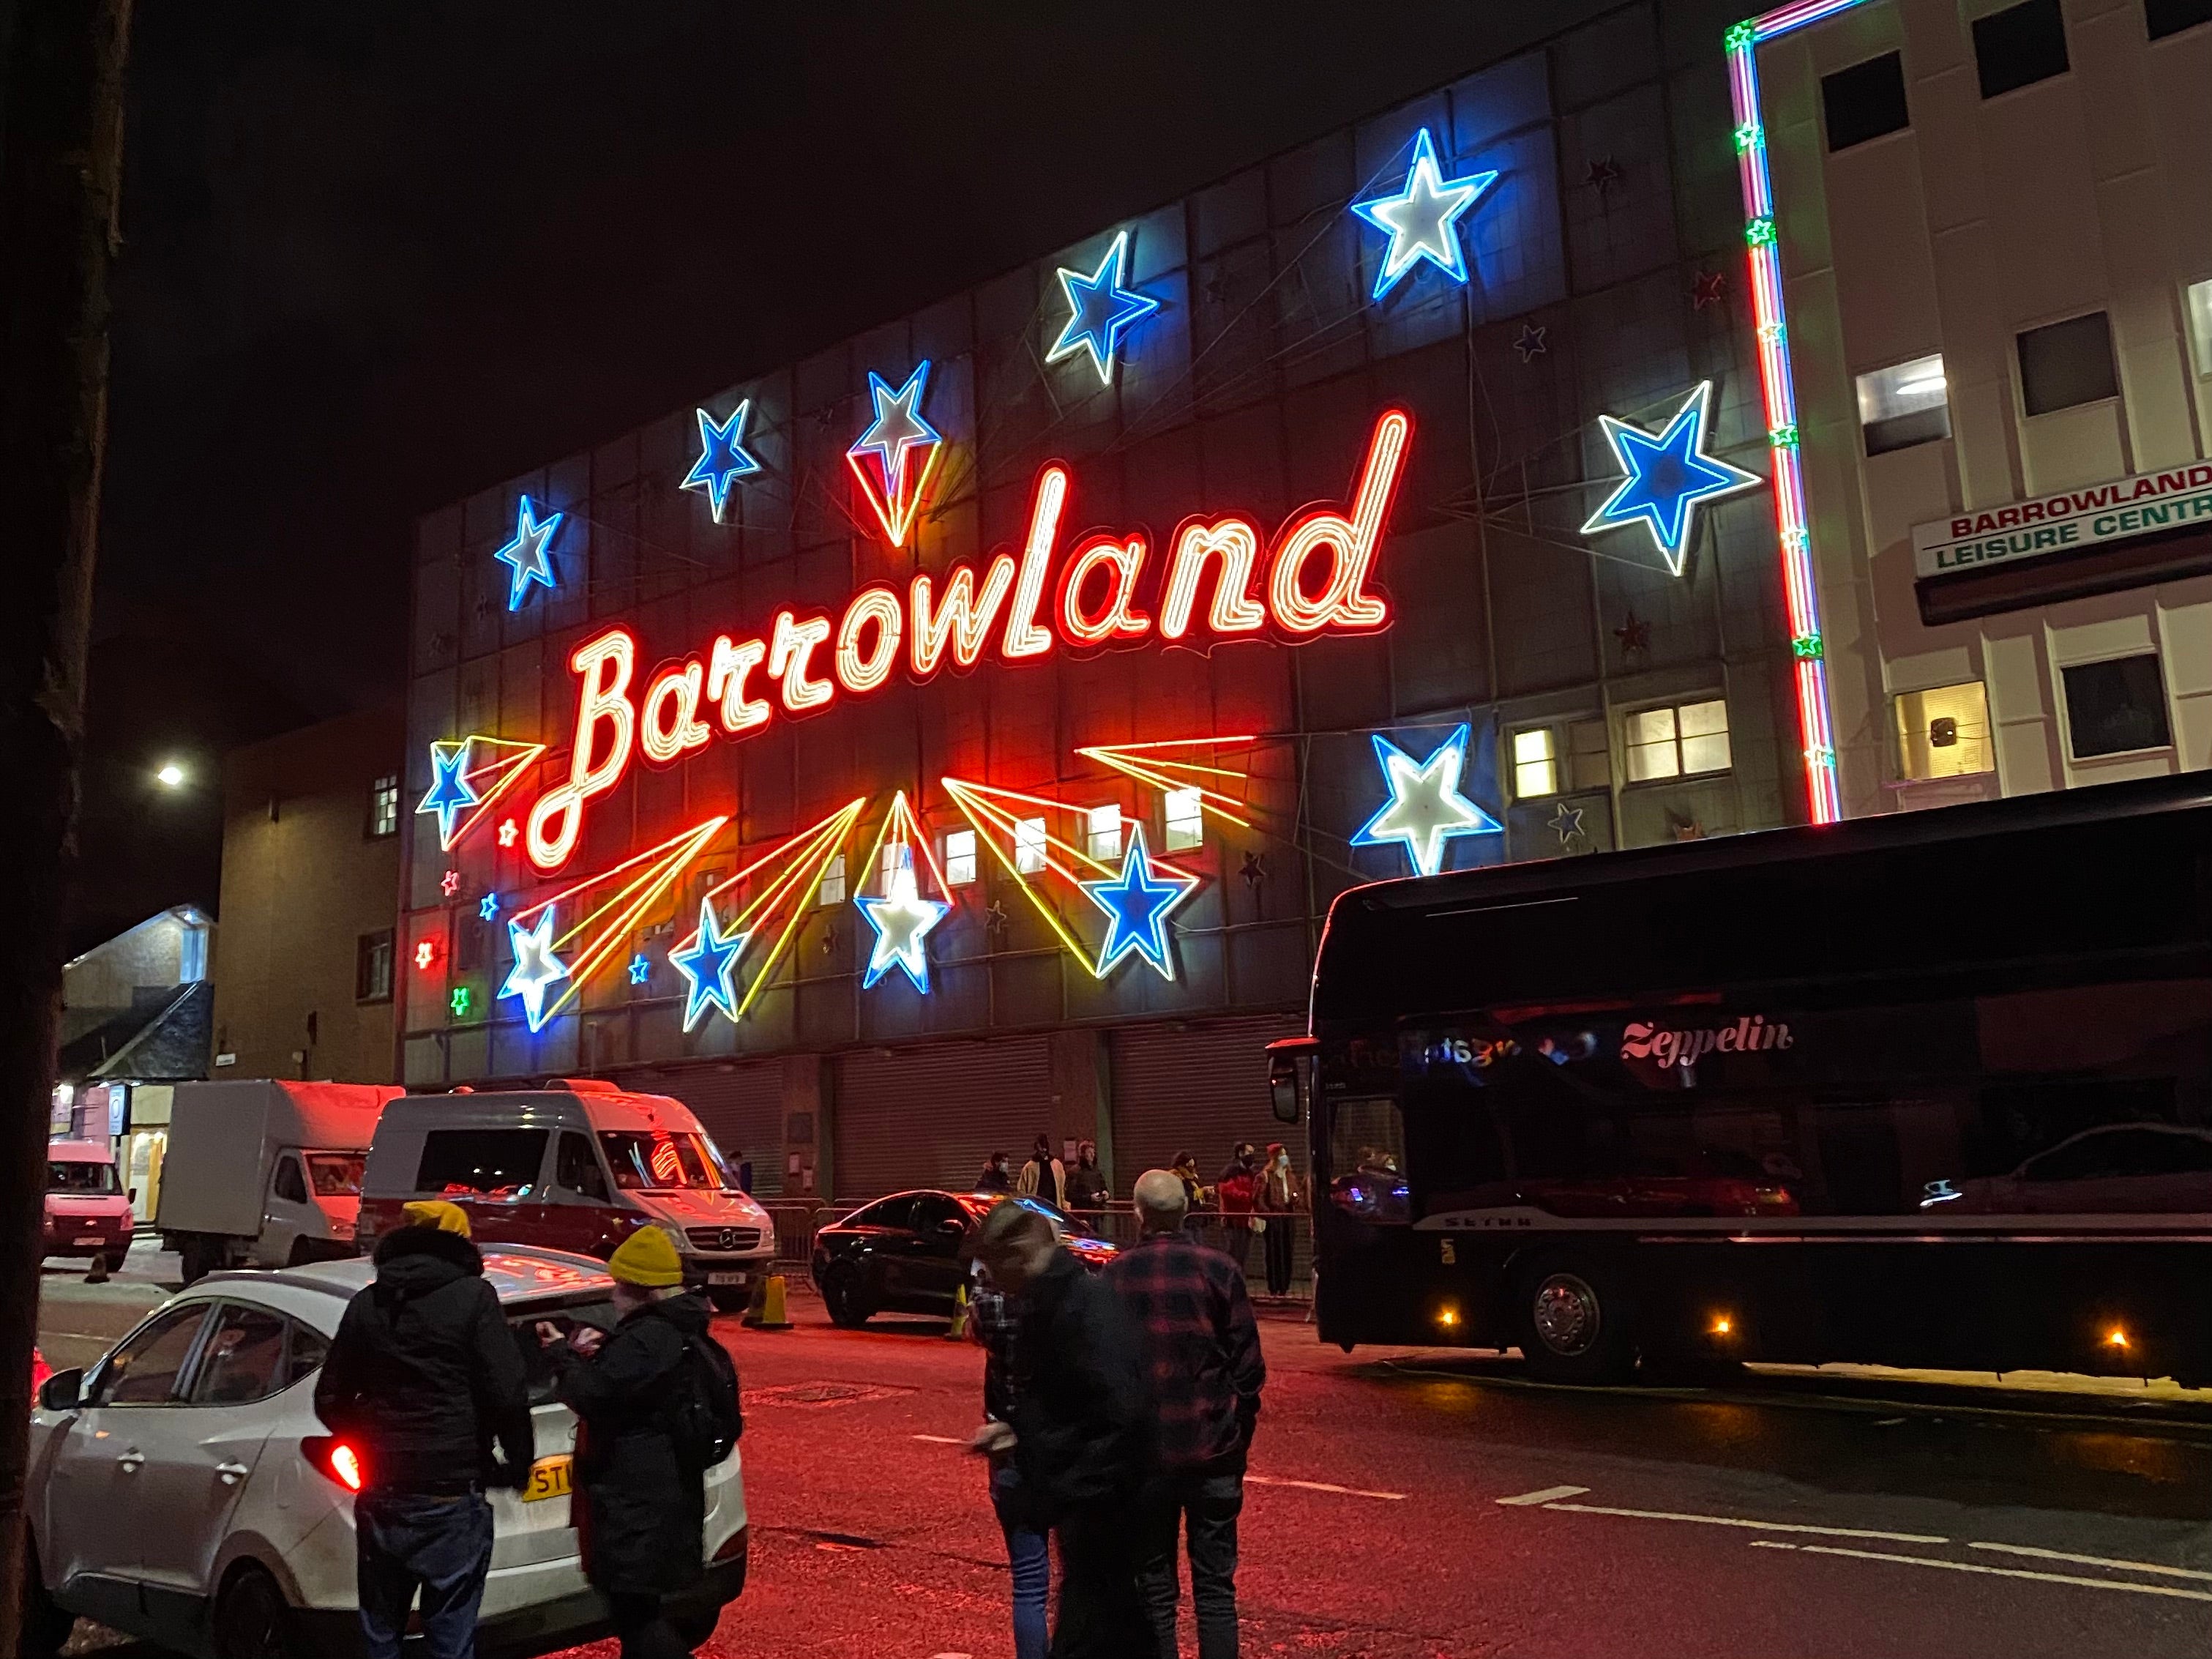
top-left (155, 1079), bottom-right (399, 1281)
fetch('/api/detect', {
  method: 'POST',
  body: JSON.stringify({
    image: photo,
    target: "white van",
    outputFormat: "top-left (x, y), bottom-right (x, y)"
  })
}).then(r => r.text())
top-left (359, 1081), bottom-right (778, 1311)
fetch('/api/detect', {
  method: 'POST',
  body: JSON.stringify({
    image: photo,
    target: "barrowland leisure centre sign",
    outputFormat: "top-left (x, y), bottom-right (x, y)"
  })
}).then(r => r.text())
top-left (1913, 461), bottom-right (2212, 579)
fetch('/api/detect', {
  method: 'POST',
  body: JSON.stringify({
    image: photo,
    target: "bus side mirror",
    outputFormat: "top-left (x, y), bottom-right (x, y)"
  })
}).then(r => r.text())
top-left (1269, 1077), bottom-right (1300, 1125)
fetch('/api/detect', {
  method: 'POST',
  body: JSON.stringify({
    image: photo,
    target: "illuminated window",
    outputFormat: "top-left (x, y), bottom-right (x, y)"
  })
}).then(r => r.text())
top-left (877, 841), bottom-right (911, 891)
top-left (356, 931), bottom-right (394, 1003)
top-left (1163, 787), bottom-right (1205, 851)
top-left (1015, 817), bottom-right (1047, 876)
top-left (1512, 729), bottom-right (1557, 799)
top-left (1856, 354), bottom-right (1950, 455)
top-left (1083, 804), bottom-right (1122, 862)
top-left (366, 772), bottom-right (400, 838)
top-left (1625, 698), bottom-right (1732, 783)
top-left (2188, 278), bottom-right (2212, 377)
top-left (1895, 681), bottom-right (1995, 780)
top-left (944, 830), bottom-right (978, 886)
top-left (818, 853), bottom-right (846, 906)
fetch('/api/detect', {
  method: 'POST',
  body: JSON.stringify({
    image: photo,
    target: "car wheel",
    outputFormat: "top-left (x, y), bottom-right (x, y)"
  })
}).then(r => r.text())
top-left (668, 1605), bottom-right (722, 1646)
top-left (20, 1542), bottom-right (74, 1659)
top-left (708, 1285), bottom-right (751, 1314)
top-left (1512, 1256), bottom-right (1636, 1385)
top-left (213, 1566), bottom-right (302, 1659)
top-left (823, 1262), bottom-right (873, 1328)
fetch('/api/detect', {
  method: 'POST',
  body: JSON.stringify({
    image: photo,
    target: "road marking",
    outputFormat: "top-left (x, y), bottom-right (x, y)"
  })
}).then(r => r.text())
top-left (1244, 1474), bottom-right (1407, 1501)
top-left (1969, 1541), bottom-right (2212, 1582)
top-left (911, 1434), bottom-right (967, 1445)
top-left (1542, 1502), bottom-right (1946, 1546)
top-left (1495, 1485), bottom-right (1591, 1507)
top-left (1760, 1541), bottom-right (2212, 1603)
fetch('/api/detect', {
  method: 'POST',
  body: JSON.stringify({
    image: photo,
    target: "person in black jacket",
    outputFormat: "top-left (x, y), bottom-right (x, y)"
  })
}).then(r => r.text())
top-left (973, 1199), bottom-right (1149, 1659)
top-left (314, 1201), bottom-right (533, 1659)
top-left (539, 1224), bottom-right (712, 1658)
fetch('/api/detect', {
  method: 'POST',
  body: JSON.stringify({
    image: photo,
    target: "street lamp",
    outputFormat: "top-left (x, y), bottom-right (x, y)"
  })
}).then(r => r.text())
top-left (155, 762), bottom-right (185, 789)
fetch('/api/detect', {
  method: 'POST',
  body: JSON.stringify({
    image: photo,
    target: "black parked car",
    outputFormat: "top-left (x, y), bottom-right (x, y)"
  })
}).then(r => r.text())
top-left (810, 1189), bottom-right (1117, 1327)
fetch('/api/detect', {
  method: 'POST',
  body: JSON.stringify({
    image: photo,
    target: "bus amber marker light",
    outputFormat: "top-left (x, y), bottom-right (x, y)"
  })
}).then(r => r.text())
top-left (1710, 1314), bottom-right (1735, 1338)
top-left (2105, 1327), bottom-right (2130, 1350)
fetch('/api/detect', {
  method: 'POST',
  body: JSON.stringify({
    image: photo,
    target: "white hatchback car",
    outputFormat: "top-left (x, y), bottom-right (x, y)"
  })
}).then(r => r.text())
top-left (23, 1247), bottom-right (748, 1659)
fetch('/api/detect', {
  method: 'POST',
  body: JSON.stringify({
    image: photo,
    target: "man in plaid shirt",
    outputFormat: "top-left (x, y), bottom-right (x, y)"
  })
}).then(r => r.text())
top-left (1107, 1168), bottom-right (1266, 1659)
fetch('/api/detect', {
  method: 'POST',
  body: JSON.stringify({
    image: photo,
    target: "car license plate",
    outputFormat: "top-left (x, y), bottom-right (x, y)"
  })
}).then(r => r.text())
top-left (73, 1236), bottom-right (102, 1247)
top-left (706, 1271), bottom-right (747, 1286)
top-left (523, 1455), bottom-right (572, 1502)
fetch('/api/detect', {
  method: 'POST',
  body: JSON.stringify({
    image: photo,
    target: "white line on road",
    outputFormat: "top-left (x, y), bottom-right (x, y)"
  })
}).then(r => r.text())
top-left (1755, 1541), bottom-right (2212, 1603)
top-left (911, 1434), bottom-right (968, 1445)
top-left (1244, 1475), bottom-right (1407, 1501)
top-left (1542, 1502), bottom-right (1946, 1546)
top-left (1968, 1541), bottom-right (2212, 1582)
top-left (1495, 1485), bottom-right (1591, 1507)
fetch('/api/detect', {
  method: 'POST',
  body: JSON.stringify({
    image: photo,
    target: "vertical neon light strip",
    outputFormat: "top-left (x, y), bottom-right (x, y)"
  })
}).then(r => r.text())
top-left (1726, 0), bottom-right (1869, 826)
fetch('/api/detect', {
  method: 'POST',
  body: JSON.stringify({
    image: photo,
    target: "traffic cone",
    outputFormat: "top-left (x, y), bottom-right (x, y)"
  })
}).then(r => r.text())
top-left (744, 1273), bottom-right (791, 1330)
top-left (945, 1280), bottom-right (970, 1341)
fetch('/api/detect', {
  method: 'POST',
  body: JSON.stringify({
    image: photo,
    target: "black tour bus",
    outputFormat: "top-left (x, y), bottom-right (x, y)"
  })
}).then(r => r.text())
top-left (1268, 772), bottom-right (2212, 1384)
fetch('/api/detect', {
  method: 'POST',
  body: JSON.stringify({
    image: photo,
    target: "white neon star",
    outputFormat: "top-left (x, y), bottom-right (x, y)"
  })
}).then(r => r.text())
top-left (1350, 725), bottom-right (1501, 878)
top-left (1350, 128), bottom-right (1498, 301)
top-left (858, 861), bottom-right (949, 993)
top-left (499, 908), bottom-right (569, 1032)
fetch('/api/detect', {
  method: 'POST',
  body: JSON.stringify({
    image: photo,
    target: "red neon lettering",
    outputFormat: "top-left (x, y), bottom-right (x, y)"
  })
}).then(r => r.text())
top-left (706, 635), bottom-right (769, 733)
top-left (911, 556), bottom-right (1016, 675)
top-left (1266, 409), bottom-right (1409, 634)
top-left (1001, 465), bottom-right (1066, 660)
top-left (1159, 518), bottom-right (1265, 640)
top-left (836, 586), bottom-right (905, 694)
top-left (768, 611), bottom-right (834, 712)
top-left (528, 629), bottom-right (637, 869)
top-left (639, 660), bottom-right (711, 764)
top-left (1055, 536), bottom-right (1152, 646)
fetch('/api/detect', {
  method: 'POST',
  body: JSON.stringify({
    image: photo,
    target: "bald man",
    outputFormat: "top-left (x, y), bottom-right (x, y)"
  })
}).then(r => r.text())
top-left (1107, 1169), bottom-right (1266, 1659)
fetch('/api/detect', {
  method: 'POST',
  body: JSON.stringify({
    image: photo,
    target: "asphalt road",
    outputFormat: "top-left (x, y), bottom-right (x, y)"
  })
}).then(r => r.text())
top-left (36, 1254), bottom-right (2212, 1659)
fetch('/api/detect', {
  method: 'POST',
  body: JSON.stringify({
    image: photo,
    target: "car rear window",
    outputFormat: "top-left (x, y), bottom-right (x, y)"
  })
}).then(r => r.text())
top-left (507, 1295), bottom-right (620, 1406)
top-left (416, 1130), bottom-right (547, 1198)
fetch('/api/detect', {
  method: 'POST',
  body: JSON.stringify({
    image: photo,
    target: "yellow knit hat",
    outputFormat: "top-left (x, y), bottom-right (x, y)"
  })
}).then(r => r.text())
top-left (402, 1199), bottom-right (472, 1237)
top-left (608, 1225), bottom-right (684, 1288)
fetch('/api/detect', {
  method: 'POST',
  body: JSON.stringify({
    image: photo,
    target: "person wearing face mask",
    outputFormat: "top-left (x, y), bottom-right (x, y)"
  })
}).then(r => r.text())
top-left (1255, 1144), bottom-right (1301, 1298)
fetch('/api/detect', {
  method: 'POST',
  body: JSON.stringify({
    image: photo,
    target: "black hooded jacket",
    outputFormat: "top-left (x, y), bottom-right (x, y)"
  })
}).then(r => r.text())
top-left (1008, 1251), bottom-right (1148, 1526)
top-left (313, 1226), bottom-right (534, 1495)
top-left (552, 1292), bottom-right (713, 1596)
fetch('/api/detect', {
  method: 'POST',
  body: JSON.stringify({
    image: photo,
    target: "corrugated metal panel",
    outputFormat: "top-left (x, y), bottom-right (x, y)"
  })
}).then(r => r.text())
top-left (834, 1038), bottom-right (1053, 1201)
top-left (1109, 1015), bottom-right (1304, 1186)
top-left (634, 1062), bottom-right (787, 1196)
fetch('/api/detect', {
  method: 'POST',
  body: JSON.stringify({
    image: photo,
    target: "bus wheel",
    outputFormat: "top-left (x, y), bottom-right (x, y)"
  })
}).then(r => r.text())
top-left (1514, 1258), bottom-right (1635, 1385)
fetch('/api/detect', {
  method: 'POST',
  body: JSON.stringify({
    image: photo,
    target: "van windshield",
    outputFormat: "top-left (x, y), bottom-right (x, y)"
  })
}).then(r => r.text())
top-left (48, 1160), bottom-right (118, 1194)
top-left (598, 1132), bottom-right (722, 1191)
top-left (305, 1153), bottom-right (367, 1197)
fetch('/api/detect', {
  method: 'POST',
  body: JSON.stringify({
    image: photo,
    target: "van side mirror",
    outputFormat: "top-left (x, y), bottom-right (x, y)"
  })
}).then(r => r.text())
top-left (39, 1368), bottom-right (85, 1412)
top-left (127, 1188), bottom-right (138, 1204)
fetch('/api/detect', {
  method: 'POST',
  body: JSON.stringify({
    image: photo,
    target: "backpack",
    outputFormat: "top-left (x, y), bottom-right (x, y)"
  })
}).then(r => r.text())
top-left (669, 1335), bottom-right (742, 1470)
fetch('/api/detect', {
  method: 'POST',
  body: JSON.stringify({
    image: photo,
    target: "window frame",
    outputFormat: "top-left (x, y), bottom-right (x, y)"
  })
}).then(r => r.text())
top-left (1013, 816), bottom-right (1047, 876)
top-left (1082, 804), bottom-right (1123, 862)
top-left (817, 852), bottom-right (847, 907)
top-left (1621, 696), bottom-right (1734, 786)
top-left (1855, 354), bottom-right (1952, 455)
top-left (943, 830), bottom-right (979, 887)
top-left (356, 928), bottom-right (395, 1004)
top-left (91, 1302), bottom-right (218, 1409)
top-left (1820, 50), bottom-right (1912, 152)
top-left (365, 772), bottom-right (401, 840)
top-left (187, 1300), bottom-right (295, 1409)
top-left (2016, 310), bottom-right (2120, 418)
top-left (2058, 651), bottom-right (2173, 761)
top-left (1510, 727), bottom-right (1559, 802)
top-left (1162, 787), bottom-right (1205, 851)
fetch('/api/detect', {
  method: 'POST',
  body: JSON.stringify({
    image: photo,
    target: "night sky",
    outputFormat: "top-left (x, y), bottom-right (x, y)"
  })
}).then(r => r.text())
top-left (77, 0), bottom-right (1565, 952)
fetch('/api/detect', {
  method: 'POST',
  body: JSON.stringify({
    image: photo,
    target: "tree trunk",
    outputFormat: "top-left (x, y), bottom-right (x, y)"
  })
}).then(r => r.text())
top-left (0, 1), bottom-right (135, 1649)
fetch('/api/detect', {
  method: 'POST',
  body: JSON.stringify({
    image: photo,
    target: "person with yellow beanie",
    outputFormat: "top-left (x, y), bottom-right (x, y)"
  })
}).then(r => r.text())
top-left (539, 1226), bottom-right (720, 1655)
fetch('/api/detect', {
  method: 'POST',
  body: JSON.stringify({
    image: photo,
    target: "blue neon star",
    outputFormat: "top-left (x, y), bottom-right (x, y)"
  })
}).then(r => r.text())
top-left (1049, 231), bottom-right (1162, 387)
top-left (1350, 724), bottom-right (1502, 879)
top-left (416, 742), bottom-right (479, 849)
top-left (681, 401), bottom-right (761, 523)
top-left (848, 362), bottom-right (941, 504)
top-left (493, 496), bottom-right (563, 609)
top-left (1350, 127), bottom-right (1498, 301)
top-left (1581, 381), bottom-right (1763, 575)
top-left (670, 898), bottom-right (747, 1030)
top-left (499, 908), bottom-right (569, 1033)
top-left (1079, 826), bottom-right (1198, 982)
top-left (627, 952), bottom-right (652, 986)
top-left (857, 862), bottom-right (949, 993)
top-left (478, 892), bottom-right (500, 922)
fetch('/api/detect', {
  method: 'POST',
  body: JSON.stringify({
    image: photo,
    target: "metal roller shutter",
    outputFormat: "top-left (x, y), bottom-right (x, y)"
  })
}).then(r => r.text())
top-left (834, 1037), bottom-right (1053, 1201)
top-left (1109, 1015), bottom-right (1305, 1187)
top-left (634, 1061), bottom-right (788, 1196)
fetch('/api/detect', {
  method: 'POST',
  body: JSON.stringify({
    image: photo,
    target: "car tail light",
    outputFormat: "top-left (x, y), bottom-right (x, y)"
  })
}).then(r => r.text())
top-left (29, 1347), bottom-right (52, 1394)
top-left (302, 1435), bottom-right (365, 1493)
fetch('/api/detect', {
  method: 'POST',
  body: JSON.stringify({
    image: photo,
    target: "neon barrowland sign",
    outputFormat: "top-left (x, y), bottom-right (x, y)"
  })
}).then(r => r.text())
top-left (523, 408), bottom-right (1413, 870)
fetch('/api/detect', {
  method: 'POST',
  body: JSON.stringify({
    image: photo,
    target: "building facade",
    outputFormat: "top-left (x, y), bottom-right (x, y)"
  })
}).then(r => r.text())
top-left (212, 706), bottom-right (407, 1085)
top-left (1752, 0), bottom-right (2212, 810)
top-left (396, 1), bottom-right (1918, 1200)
